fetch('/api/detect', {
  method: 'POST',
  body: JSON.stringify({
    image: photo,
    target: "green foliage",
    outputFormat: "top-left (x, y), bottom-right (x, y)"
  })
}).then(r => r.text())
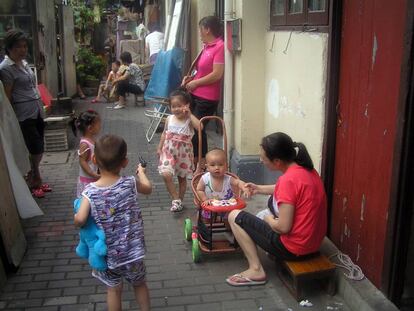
top-left (70, 1), bottom-right (98, 43)
top-left (95, 0), bottom-right (110, 8)
top-left (70, 1), bottom-right (112, 43)
top-left (76, 47), bottom-right (105, 85)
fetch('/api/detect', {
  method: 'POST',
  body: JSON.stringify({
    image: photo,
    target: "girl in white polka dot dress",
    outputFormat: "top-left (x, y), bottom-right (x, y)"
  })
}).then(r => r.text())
top-left (157, 90), bottom-right (201, 212)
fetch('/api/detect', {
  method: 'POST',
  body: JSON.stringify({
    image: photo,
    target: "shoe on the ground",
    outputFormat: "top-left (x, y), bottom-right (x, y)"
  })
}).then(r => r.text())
top-left (40, 183), bottom-right (52, 192)
top-left (31, 187), bottom-right (45, 198)
top-left (170, 199), bottom-right (183, 212)
top-left (113, 103), bottom-right (126, 109)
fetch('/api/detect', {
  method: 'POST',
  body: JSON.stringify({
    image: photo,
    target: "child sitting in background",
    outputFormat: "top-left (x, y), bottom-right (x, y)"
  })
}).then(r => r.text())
top-left (108, 63), bottom-right (128, 101)
top-left (71, 110), bottom-right (101, 197)
top-left (92, 61), bottom-right (121, 103)
top-left (196, 148), bottom-right (248, 220)
top-left (74, 134), bottom-right (152, 311)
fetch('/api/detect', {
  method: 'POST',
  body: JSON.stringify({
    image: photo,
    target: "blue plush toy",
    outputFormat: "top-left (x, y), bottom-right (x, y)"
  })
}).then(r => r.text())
top-left (73, 198), bottom-right (107, 271)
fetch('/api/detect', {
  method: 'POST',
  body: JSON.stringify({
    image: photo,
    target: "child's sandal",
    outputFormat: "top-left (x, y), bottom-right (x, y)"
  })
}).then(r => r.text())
top-left (31, 188), bottom-right (45, 198)
top-left (170, 200), bottom-right (183, 212)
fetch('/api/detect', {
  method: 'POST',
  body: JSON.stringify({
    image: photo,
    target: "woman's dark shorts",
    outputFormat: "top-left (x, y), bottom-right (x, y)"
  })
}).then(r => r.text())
top-left (116, 80), bottom-right (143, 97)
top-left (19, 117), bottom-right (45, 155)
top-left (235, 211), bottom-right (311, 261)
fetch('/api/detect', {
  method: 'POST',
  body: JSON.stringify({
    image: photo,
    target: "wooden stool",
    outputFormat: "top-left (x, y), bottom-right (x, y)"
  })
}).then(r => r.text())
top-left (276, 253), bottom-right (336, 301)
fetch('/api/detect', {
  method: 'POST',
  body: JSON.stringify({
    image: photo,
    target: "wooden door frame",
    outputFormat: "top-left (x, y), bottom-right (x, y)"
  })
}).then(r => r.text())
top-left (321, 0), bottom-right (342, 235)
top-left (382, 1), bottom-right (414, 304)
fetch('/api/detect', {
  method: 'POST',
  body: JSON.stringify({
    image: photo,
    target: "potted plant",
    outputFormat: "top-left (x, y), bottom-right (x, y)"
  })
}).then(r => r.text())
top-left (76, 47), bottom-right (105, 89)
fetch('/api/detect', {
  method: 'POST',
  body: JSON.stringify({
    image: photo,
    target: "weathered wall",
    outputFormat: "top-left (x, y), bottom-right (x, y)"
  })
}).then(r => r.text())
top-left (190, 0), bottom-right (215, 60)
top-left (233, 2), bottom-right (327, 172)
top-left (36, 0), bottom-right (59, 95)
top-left (233, 0), bottom-right (267, 156)
top-left (263, 32), bottom-right (327, 171)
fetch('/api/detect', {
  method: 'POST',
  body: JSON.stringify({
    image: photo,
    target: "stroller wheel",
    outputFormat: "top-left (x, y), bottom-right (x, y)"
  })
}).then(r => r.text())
top-left (192, 237), bottom-right (201, 263)
top-left (184, 218), bottom-right (192, 241)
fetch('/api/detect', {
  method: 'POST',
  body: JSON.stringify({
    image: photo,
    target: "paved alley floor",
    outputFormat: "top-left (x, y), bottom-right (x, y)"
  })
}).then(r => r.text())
top-left (0, 97), bottom-right (351, 311)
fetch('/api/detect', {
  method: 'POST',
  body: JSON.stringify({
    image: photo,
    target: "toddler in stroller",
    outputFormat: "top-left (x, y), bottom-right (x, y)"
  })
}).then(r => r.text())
top-left (184, 148), bottom-right (249, 262)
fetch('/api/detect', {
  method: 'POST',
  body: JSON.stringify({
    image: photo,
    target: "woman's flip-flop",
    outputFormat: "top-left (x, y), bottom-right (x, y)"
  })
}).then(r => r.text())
top-left (31, 188), bottom-right (45, 198)
top-left (226, 274), bottom-right (267, 286)
top-left (41, 184), bottom-right (52, 192)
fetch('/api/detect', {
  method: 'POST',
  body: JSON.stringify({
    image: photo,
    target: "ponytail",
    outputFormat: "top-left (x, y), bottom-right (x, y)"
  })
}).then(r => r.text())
top-left (292, 142), bottom-right (314, 170)
top-left (261, 132), bottom-right (314, 171)
top-left (71, 109), bottom-right (99, 137)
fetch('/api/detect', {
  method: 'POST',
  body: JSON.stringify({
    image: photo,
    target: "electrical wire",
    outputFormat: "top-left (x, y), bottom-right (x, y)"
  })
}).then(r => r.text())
top-left (329, 252), bottom-right (365, 281)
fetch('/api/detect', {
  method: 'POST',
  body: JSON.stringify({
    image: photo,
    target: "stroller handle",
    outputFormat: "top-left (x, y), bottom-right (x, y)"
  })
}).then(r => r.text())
top-left (197, 116), bottom-right (227, 166)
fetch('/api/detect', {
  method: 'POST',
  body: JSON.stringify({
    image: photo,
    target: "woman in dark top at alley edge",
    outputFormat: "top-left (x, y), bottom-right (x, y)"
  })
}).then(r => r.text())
top-left (0, 29), bottom-right (50, 198)
top-left (225, 132), bottom-right (327, 286)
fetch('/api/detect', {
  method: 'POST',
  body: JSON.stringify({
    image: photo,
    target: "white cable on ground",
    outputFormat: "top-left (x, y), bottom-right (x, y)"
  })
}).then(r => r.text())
top-left (329, 252), bottom-right (365, 281)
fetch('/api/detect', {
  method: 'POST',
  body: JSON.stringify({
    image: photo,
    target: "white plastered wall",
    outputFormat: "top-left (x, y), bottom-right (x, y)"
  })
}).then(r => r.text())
top-left (264, 31), bottom-right (328, 171)
top-left (233, 1), bottom-right (328, 172)
top-left (233, 0), bottom-right (266, 155)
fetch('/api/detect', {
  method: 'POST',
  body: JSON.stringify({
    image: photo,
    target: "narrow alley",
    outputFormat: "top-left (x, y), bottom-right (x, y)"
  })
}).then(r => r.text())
top-left (0, 99), bottom-right (350, 310)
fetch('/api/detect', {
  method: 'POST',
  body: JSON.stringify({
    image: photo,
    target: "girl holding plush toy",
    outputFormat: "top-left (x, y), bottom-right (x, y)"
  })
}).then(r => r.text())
top-left (74, 134), bottom-right (152, 311)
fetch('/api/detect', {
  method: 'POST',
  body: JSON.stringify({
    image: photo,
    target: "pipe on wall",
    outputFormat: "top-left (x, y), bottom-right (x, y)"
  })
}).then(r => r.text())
top-left (223, 0), bottom-right (235, 158)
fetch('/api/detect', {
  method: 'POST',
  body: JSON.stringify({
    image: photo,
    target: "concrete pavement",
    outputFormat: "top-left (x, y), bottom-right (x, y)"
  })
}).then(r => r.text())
top-left (0, 97), bottom-right (350, 310)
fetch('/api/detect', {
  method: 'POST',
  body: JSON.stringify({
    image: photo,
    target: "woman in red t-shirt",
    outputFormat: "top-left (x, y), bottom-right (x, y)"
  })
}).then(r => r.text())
top-left (225, 132), bottom-right (327, 287)
top-left (181, 16), bottom-right (224, 171)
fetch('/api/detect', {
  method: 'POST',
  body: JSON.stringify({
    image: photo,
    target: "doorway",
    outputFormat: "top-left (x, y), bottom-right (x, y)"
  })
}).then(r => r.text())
top-left (387, 5), bottom-right (414, 306)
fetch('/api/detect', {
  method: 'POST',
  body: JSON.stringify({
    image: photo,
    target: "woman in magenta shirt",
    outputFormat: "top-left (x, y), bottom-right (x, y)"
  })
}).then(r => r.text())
top-left (225, 132), bottom-right (327, 286)
top-left (182, 16), bottom-right (224, 170)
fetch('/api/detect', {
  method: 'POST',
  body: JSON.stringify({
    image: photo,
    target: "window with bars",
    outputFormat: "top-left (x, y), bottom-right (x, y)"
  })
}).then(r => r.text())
top-left (270, 0), bottom-right (329, 28)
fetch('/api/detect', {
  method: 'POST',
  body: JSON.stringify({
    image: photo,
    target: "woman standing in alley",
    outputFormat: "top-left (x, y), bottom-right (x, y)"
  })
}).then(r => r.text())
top-left (181, 16), bottom-right (224, 172)
top-left (0, 29), bottom-right (51, 198)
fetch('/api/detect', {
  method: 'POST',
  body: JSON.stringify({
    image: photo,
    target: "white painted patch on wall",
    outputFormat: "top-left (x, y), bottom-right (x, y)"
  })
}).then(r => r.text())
top-left (372, 34), bottom-right (378, 70)
top-left (280, 96), bottom-right (291, 114)
top-left (364, 103), bottom-right (369, 118)
top-left (295, 102), bottom-right (306, 118)
top-left (356, 243), bottom-right (362, 262)
top-left (360, 194), bottom-right (366, 221)
top-left (267, 79), bottom-right (279, 118)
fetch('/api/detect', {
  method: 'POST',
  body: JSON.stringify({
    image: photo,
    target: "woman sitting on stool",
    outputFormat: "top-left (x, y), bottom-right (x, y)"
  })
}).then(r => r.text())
top-left (225, 132), bottom-right (327, 286)
top-left (112, 52), bottom-right (145, 109)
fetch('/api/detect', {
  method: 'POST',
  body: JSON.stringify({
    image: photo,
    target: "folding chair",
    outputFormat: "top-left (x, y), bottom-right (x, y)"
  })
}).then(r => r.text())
top-left (144, 96), bottom-right (171, 142)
